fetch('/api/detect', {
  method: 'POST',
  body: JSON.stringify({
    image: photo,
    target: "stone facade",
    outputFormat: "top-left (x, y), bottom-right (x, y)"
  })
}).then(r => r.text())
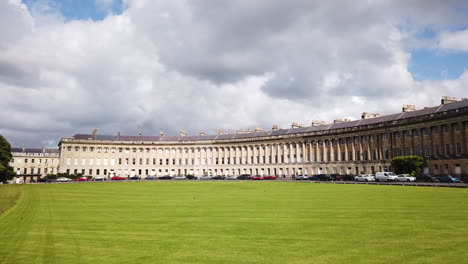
top-left (55, 97), bottom-right (468, 178)
top-left (9, 147), bottom-right (60, 182)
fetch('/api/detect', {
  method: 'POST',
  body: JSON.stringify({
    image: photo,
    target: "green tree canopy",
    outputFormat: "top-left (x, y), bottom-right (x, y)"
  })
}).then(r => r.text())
top-left (391, 156), bottom-right (425, 176)
top-left (0, 135), bottom-right (15, 182)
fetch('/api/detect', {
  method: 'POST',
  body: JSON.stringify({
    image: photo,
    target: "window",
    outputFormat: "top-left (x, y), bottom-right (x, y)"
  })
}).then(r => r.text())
top-left (384, 147), bottom-right (390, 159)
top-left (423, 128), bottom-right (429, 136)
top-left (395, 132), bottom-right (401, 139)
top-left (66, 158), bottom-right (70, 165)
top-left (456, 143), bottom-right (461, 155)
top-left (443, 125), bottom-right (449, 133)
top-left (396, 148), bottom-right (401, 156)
top-left (435, 145), bottom-right (440, 156)
top-left (414, 146), bottom-right (420, 156)
top-left (432, 126), bottom-right (439, 134)
top-left (405, 147), bottom-right (411, 156)
top-left (424, 146), bottom-right (430, 157)
top-left (413, 129), bottom-right (419, 137)
top-left (445, 144), bottom-right (451, 156)
top-left (455, 123), bottom-right (461, 132)
top-left (382, 134), bottom-right (388, 141)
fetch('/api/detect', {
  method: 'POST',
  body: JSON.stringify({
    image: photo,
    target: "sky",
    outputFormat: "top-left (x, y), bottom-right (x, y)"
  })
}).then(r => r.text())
top-left (1, 0), bottom-right (468, 148)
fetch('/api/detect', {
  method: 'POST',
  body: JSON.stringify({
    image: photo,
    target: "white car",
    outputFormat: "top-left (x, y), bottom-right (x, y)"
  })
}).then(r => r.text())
top-left (397, 174), bottom-right (416, 182)
top-left (226, 176), bottom-right (236, 180)
top-left (173, 176), bottom-right (187, 180)
top-left (200, 175), bottom-right (212, 180)
top-left (355, 174), bottom-right (375, 182)
top-left (375, 172), bottom-right (398, 182)
top-left (93, 176), bottom-right (106, 181)
top-left (56, 177), bottom-right (72, 182)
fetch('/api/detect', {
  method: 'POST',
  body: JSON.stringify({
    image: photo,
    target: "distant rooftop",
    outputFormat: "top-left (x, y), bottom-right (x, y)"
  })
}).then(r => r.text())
top-left (67, 98), bottom-right (468, 143)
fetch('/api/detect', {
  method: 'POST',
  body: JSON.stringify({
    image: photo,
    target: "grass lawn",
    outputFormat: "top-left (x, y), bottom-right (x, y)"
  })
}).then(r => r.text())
top-left (0, 182), bottom-right (467, 264)
top-left (0, 184), bottom-right (22, 215)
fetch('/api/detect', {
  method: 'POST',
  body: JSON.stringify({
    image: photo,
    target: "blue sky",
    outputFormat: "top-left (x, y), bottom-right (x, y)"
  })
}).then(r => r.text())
top-left (22, 0), bottom-right (124, 21)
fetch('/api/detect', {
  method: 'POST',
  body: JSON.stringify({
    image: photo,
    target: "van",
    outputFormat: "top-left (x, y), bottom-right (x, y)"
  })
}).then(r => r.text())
top-left (375, 172), bottom-right (398, 182)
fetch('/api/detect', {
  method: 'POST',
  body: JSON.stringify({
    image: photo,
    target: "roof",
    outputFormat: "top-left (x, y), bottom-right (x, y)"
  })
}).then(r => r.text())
top-left (11, 148), bottom-right (59, 154)
top-left (66, 100), bottom-right (468, 143)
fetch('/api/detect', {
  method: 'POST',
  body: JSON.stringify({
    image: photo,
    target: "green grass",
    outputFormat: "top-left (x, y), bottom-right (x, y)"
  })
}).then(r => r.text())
top-left (0, 184), bottom-right (22, 215)
top-left (0, 182), bottom-right (467, 264)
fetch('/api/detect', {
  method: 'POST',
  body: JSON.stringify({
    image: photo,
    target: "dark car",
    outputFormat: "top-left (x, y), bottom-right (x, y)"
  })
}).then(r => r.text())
top-left (129, 175), bottom-right (141, 180)
top-left (318, 174), bottom-right (333, 181)
top-left (144, 176), bottom-right (156, 180)
top-left (416, 173), bottom-right (437, 182)
top-left (158, 175), bottom-right (172, 180)
top-left (212, 175), bottom-right (225, 180)
top-left (37, 177), bottom-right (50, 183)
top-left (307, 175), bottom-right (320, 181)
top-left (437, 175), bottom-right (461, 183)
top-left (340, 175), bottom-right (355, 181)
top-left (186, 175), bottom-right (198, 180)
top-left (237, 174), bottom-right (251, 180)
top-left (330, 174), bottom-right (341, 181)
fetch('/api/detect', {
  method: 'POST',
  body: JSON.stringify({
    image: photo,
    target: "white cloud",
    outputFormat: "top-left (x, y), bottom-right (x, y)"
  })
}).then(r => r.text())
top-left (439, 30), bottom-right (468, 52)
top-left (1, 0), bottom-right (468, 147)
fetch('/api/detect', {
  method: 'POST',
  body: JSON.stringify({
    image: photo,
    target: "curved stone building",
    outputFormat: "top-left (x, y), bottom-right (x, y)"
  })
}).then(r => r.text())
top-left (57, 97), bottom-right (468, 178)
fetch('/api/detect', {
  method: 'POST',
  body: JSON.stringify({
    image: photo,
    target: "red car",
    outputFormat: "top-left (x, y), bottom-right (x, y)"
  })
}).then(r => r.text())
top-left (111, 176), bottom-right (126, 181)
top-left (251, 175), bottom-right (264, 180)
top-left (264, 175), bottom-right (277, 180)
top-left (75, 176), bottom-right (89, 181)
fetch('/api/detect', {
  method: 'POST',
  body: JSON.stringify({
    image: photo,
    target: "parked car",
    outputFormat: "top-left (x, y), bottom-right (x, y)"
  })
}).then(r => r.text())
top-left (397, 174), bottom-right (416, 182)
top-left (263, 175), bottom-right (276, 180)
top-left (237, 174), bottom-right (251, 180)
top-left (173, 175), bottom-right (187, 180)
top-left (186, 175), bottom-right (198, 180)
top-left (226, 175), bottom-right (236, 180)
top-left (375, 172), bottom-right (398, 182)
top-left (93, 176), bottom-right (106, 181)
top-left (318, 174), bottom-right (333, 181)
top-left (111, 176), bottom-right (126, 181)
top-left (212, 175), bottom-right (225, 180)
top-left (38, 177), bottom-right (50, 183)
top-left (355, 174), bottom-right (375, 182)
top-left (307, 175), bottom-right (320, 181)
top-left (75, 176), bottom-right (89, 181)
top-left (129, 175), bottom-right (141, 180)
top-left (251, 175), bottom-right (264, 180)
top-left (416, 173), bottom-right (438, 182)
top-left (200, 175), bottom-right (212, 180)
top-left (330, 174), bottom-right (341, 181)
top-left (56, 177), bottom-right (72, 182)
top-left (158, 175), bottom-right (172, 180)
top-left (340, 175), bottom-right (355, 181)
top-left (144, 176), bottom-right (157, 180)
top-left (294, 174), bottom-right (307, 180)
top-left (436, 175), bottom-right (461, 183)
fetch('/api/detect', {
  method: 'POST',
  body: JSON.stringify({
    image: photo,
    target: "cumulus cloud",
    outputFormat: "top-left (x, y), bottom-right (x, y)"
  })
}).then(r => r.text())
top-left (439, 30), bottom-right (468, 52)
top-left (1, 0), bottom-right (468, 147)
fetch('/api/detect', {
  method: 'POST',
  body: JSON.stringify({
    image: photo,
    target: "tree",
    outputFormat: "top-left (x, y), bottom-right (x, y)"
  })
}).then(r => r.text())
top-left (391, 156), bottom-right (425, 176)
top-left (0, 135), bottom-right (15, 183)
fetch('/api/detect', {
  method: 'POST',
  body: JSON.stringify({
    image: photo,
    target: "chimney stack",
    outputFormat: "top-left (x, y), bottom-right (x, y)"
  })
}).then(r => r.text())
top-left (255, 127), bottom-right (262, 132)
top-left (92, 128), bottom-right (98, 139)
top-left (247, 129), bottom-right (254, 133)
top-left (160, 131), bottom-right (165, 136)
top-left (291, 122), bottom-right (304, 128)
top-left (236, 129), bottom-right (244, 134)
top-left (218, 129), bottom-right (224, 135)
top-left (199, 131), bottom-right (207, 136)
top-left (312, 120), bottom-right (328, 126)
top-left (441, 96), bottom-right (456, 104)
top-left (180, 130), bottom-right (187, 136)
top-left (334, 118), bottom-right (351, 123)
top-left (272, 125), bottom-right (279, 130)
top-left (117, 131), bottom-right (121, 140)
top-left (402, 104), bottom-right (416, 112)
top-left (361, 112), bottom-right (379, 119)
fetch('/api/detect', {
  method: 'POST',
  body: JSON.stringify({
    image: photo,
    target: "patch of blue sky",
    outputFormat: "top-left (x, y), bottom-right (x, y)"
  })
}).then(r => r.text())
top-left (409, 49), bottom-right (468, 81)
top-left (22, 0), bottom-right (124, 21)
